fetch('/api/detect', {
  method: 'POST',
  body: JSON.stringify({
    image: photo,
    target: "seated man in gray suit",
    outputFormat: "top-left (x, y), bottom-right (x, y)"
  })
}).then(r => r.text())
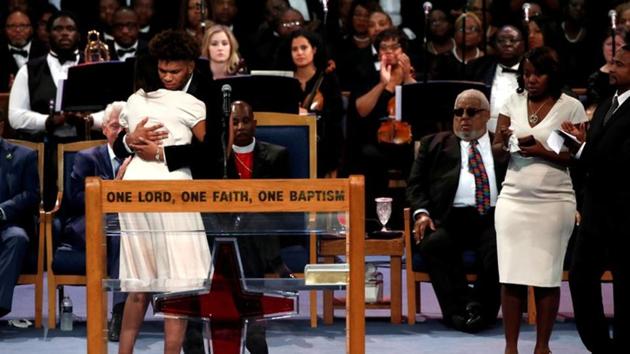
top-left (406, 89), bottom-right (506, 332)
top-left (0, 122), bottom-right (40, 318)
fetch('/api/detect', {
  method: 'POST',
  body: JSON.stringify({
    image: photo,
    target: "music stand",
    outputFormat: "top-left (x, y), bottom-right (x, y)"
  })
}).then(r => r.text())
top-left (208, 75), bottom-right (301, 117)
top-left (397, 80), bottom-right (491, 138)
top-left (59, 61), bottom-right (135, 112)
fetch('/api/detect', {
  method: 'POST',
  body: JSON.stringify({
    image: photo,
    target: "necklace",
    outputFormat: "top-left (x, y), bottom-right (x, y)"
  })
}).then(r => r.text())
top-left (452, 46), bottom-right (480, 63)
top-left (527, 97), bottom-right (551, 125)
top-left (561, 22), bottom-right (585, 44)
top-left (234, 153), bottom-right (252, 177)
top-left (353, 34), bottom-right (370, 43)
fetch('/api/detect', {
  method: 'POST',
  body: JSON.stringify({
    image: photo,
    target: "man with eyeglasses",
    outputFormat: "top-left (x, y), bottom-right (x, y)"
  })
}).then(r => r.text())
top-left (406, 89), bottom-right (505, 333)
top-left (249, 7), bottom-right (305, 69)
top-left (106, 7), bottom-right (147, 62)
top-left (1, 9), bottom-right (47, 91)
top-left (469, 25), bottom-right (525, 133)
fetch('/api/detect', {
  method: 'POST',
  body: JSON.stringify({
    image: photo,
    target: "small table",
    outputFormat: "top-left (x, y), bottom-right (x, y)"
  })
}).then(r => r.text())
top-left (319, 233), bottom-right (404, 324)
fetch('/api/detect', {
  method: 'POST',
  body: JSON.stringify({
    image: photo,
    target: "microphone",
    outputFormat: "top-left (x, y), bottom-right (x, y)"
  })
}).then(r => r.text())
top-left (522, 3), bottom-right (531, 22)
top-left (221, 84), bottom-right (232, 118)
top-left (423, 2), bottom-right (432, 16)
top-left (609, 10), bottom-right (617, 30)
top-left (200, 0), bottom-right (207, 31)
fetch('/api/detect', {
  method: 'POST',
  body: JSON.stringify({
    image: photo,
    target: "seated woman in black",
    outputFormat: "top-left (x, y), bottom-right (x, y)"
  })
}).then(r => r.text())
top-left (287, 29), bottom-right (343, 178)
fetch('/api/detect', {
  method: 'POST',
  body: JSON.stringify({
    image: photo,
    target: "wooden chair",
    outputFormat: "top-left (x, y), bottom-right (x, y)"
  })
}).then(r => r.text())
top-left (46, 140), bottom-right (106, 328)
top-left (526, 268), bottom-right (613, 324)
top-left (403, 208), bottom-right (478, 325)
top-left (0, 92), bottom-right (12, 138)
top-left (253, 112), bottom-right (320, 326)
top-left (9, 139), bottom-right (45, 328)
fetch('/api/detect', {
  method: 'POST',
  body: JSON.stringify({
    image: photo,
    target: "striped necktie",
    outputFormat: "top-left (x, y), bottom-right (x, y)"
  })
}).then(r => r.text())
top-left (603, 95), bottom-right (619, 126)
top-left (468, 140), bottom-right (491, 215)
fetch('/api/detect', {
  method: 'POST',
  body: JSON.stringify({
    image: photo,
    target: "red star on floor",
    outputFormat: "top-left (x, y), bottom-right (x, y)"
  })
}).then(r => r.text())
top-left (153, 239), bottom-right (296, 354)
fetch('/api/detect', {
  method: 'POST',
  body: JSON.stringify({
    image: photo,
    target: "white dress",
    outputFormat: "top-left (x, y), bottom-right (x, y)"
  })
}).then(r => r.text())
top-left (118, 89), bottom-right (211, 292)
top-left (495, 92), bottom-right (587, 287)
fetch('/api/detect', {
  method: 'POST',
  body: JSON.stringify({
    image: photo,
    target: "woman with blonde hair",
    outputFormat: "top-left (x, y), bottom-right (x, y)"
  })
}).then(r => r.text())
top-left (201, 24), bottom-right (243, 79)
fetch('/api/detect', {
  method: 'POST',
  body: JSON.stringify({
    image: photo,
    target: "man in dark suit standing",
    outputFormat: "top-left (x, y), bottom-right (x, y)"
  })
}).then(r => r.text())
top-left (406, 89), bottom-right (505, 333)
top-left (112, 29), bottom-right (223, 180)
top-left (564, 44), bottom-right (630, 354)
top-left (1, 9), bottom-right (48, 91)
top-left (0, 132), bottom-right (40, 318)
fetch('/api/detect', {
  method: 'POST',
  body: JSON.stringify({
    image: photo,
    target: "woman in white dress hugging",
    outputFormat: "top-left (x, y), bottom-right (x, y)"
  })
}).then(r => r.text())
top-left (117, 30), bottom-right (211, 354)
top-left (492, 46), bottom-right (587, 354)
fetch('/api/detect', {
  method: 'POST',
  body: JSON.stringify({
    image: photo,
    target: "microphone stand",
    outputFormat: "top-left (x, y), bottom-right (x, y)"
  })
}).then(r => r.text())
top-left (221, 102), bottom-right (229, 179)
top-left (523, 5), bottom-right (530, 52)
top-left (423, 6), bottom-right (430, 84)
top-left (481, 0), bottom-right (487, 56)
top-left (611, 16), bottom-right (617, 59)
top-left (461, 5), bottom-right (468, 77)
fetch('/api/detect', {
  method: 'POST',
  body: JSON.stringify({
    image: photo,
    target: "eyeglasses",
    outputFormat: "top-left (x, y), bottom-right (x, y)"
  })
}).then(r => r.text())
top-left (453, 107), bottom-right (486, 117)
top-left (6, 24), bottom-right (31, 30)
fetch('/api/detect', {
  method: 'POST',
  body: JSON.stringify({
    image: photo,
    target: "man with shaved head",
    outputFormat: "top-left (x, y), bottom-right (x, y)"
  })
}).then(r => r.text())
top-left (406, 89), bottom-right (506, 333)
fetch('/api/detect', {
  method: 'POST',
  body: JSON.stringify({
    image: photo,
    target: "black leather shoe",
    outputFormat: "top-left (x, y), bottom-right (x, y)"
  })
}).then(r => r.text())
top-left (463, 302), bottom-right (484, 333)
top-left (108, 312), bottom-right (122, 342)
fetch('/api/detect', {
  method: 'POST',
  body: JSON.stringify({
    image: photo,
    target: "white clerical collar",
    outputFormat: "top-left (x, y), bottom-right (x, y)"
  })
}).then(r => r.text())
top-left (232, 138), bottom-right (256, 153)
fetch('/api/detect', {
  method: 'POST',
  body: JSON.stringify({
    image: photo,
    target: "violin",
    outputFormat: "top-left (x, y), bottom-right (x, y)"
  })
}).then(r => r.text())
top-left (376, 92), bottom-right (412, 145)
top-left (301, 60), bottom-right (336, 112)
top-left (377, 116), bottom-right (413, 144)
top-left (376, 60), bottom-right (414, 145)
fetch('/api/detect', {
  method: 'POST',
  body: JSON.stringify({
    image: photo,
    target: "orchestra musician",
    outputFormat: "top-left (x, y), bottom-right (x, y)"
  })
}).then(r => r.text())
top-left (348, 27), bottom-right (416, 221)
top-left (288, 29), bottom-right (343, 177)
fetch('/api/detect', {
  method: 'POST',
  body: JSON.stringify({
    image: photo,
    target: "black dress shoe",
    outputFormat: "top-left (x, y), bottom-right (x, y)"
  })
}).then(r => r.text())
top-left (463, 302), bottom-right (484, 333)
top-left (108, 312), bottom-right (122, 342)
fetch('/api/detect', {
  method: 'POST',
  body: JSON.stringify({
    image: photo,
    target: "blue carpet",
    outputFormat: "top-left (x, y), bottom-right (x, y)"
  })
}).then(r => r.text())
top-left (1, 267), bottom-right (609, 354)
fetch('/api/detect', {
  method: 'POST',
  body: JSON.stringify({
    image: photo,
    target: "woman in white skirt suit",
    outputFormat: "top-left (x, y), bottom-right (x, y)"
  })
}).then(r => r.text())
top-left (493, 47), bottom-right (587, 354)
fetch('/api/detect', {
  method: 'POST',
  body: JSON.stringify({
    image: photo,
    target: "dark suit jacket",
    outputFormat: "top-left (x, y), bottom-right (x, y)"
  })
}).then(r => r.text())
top-left (227, 140), bottom-right (289, 179)
top-left (579, 95), bottom-right (630, 232)
top-left (406, 131), bottom-right (507, 226)
top-left (62, 144), bottom-right (114, 249)
top-left (467, 56), bottom-right (501, 86)
top-left (0, 139), bottom-right (40, 234)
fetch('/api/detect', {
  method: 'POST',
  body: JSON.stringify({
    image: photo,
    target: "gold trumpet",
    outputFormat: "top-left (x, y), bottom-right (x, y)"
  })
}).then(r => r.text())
top-left (84, 30), bottom-right (110, 63)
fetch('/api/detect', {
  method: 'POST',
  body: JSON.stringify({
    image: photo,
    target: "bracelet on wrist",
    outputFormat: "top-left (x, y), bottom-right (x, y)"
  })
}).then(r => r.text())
top-left (155, 147), bottom-right (161, 162)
